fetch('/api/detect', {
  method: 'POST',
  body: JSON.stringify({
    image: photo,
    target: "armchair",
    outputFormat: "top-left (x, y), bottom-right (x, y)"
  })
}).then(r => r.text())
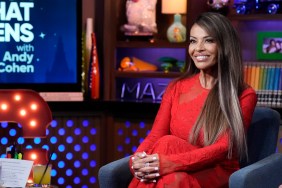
top-left (98, 107), bottom-right (282, 188)
top-left (229, 107), bottom-right (282, 188)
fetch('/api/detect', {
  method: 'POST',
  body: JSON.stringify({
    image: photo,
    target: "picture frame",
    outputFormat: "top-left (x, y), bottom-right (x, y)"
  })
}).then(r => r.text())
top-left (257, 32), bottom-right (282, 60)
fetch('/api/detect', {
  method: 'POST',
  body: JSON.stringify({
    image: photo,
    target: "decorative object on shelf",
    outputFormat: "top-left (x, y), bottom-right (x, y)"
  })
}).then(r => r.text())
top-left (256, 0), bottom-right (282, 14)
top-left (233, 0), bottom-right (282, 14)
top-left (159, 56), bottom-right (186, 73)
top-left (233, 0), bottom-right (254, 14)
top-left (266, 3), bottom-right (280, 14)
top-left (233, 0), bottom-right (253, 14)
top-left (162, 0), bottom-right (187, 43)
top-left (118, 57), bottom-right (158, 72)
top-left (207, 0), bottom-right (229, 9)
top-left (207, 0), bottom-right (230, 15)
top-left (0, 90), bottom-right (52, 138)
top-left (160, 62), bottom-right (173, 73)
top-left (257, 32), bottom-right (282, 60)
top-left (176, 61), bottom-right (186, 72)
top-left (121, 0), bottom-right (157, 37)
top-left (89, 33), bottom-right (100, 100)
top-left (82, 18), bottom-right (93, 99)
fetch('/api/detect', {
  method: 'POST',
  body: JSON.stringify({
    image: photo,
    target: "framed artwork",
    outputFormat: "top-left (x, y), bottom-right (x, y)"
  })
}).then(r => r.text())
top-left (257, 32), bottom-right (282, 60)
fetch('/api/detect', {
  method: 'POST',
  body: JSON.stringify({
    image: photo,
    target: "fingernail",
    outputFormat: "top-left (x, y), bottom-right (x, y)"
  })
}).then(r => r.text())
top-left (153, 180), bottom-right (157, 183)
top-left (152, 157), bottom-right (157, 160)
top-left (141, 151), bottom-right (146, 157)
top-left (131, 157), bottom-right (135, 160)
top-left (141, 179), bottom-right (144, 182)
top-left (154, 167), bottom-right (159, 170)
top-left (131, 166), bottom-right (134, 169)
top-left (156, 173), bottom-right (160, 177)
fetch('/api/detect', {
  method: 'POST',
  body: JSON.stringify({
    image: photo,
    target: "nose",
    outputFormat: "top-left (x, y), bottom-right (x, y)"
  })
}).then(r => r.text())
top-left (195, 41), bottom-right (204, 51)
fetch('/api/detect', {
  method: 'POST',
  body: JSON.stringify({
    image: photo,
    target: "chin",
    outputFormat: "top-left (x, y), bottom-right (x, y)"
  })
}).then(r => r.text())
top-left (195, 65), bottom-right (217, 73)
top-left (195, 62), bottom-right (217, 69)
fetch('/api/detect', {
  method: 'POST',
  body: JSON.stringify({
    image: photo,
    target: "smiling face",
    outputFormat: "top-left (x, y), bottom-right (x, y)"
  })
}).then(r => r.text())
top-left (189, 24), bottom-right (218, 74)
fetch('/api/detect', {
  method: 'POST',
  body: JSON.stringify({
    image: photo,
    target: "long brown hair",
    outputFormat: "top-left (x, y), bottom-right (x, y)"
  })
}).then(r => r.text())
top-left (179, 12), bottom-right (247, 159)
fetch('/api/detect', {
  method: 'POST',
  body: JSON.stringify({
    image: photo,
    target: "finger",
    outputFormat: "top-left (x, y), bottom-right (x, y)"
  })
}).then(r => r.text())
top-left (145, 162), bottom-right (159, 168)
top-left (144, 172), bottom-right (160, 180)
top-left (151, 156), bottom-right (158, 161)
top-left (137, 151), bottom-right (147, 158)
top-left (132, 151), bottom-right (146, 161)
top-left (133, 155), bottom-right (159, 170)
top-left (140, 165), bottom-right (159, 172)
top-left (132, 162), bottom-right (150, 170)
top-left (138, 161), bottom-right (159, 172)
top-left (140, 178), bottom-right (157, 183)
top-left (140, 177), bottom-right (157, 183)
top-left (134, 172), bottom-right (145, 180)
top-left (132, 159), bottom-right (148, 169)
top-left (142, 155), bottom-right (159, 164)
top-left (139, 166), bottom-right (159, 175)
top-left (151, 179), bottom-right (157, 183)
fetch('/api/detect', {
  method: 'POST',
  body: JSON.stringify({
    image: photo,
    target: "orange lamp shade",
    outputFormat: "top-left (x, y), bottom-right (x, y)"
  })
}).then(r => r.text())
top-left (0, 89), bottom-right (52, 138)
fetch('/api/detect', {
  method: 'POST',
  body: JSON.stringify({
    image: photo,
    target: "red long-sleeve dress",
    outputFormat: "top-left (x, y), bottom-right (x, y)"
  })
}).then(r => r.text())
top-left (128, 73), bottom-right (257, 188)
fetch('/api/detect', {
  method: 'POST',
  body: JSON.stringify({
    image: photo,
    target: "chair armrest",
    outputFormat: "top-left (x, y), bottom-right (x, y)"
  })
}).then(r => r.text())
top-left (98, 156), bottom-right (132, 188)
top-left (229, 153), bottom-right (282, 188)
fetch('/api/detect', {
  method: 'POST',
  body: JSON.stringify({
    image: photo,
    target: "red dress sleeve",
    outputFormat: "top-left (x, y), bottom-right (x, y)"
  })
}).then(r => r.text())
top-left (158, 87), bottom-right (257, 175)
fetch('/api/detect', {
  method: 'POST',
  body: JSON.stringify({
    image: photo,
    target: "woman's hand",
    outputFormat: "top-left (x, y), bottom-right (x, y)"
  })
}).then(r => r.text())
top-left (131, 152), bottom-right (160, 182)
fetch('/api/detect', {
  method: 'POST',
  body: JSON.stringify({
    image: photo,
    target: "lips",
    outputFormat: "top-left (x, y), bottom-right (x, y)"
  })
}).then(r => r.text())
top-left (195, 55), bottom-right (208, 61)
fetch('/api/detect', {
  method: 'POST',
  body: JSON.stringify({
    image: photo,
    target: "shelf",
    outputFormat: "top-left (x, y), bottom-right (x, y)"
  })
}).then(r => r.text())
top-left (115, 71), bottom-right (183, 78)
top-left (48, 100), bottom-right (282, 117)
top-left (228, 14), bottom-right (282, 21)
top-left (48, 100), bottom-right (160, 118)
top-left (116, 40), bottom-right (187, 48)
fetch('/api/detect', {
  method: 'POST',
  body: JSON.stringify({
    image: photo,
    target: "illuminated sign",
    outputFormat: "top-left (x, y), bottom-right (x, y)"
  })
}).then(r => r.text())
top-left (117, 78), bottom-right (171, 102)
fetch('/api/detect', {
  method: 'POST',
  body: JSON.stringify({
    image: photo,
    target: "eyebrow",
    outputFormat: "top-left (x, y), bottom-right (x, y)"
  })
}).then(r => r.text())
top-left (189, 36), bottom-right (212, 39)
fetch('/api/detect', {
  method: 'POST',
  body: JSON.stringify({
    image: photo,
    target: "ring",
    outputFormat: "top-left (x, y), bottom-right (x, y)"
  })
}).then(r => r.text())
top-left (145, 162), bottom-right (150, 167)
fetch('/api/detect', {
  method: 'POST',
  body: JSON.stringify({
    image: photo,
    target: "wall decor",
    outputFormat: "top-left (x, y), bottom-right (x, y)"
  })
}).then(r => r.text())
top-left (257, 32), bottom-right (282, 60)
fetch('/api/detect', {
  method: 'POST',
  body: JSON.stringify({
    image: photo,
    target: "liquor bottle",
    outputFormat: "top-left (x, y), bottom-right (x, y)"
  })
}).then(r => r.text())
top-left (89, 32), bottom-right (100, 99)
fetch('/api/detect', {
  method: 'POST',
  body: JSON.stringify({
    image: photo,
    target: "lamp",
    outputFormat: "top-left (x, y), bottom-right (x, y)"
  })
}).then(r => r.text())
top-left (23, 148), bottom-right (49, 165)
top-left (23, 148), bottom-right (49, 183)
top-left (162, 0), bottom-right (187, 43)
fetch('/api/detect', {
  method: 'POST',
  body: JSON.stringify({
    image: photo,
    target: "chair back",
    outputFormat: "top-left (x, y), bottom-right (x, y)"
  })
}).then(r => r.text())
top-left (240, 107), bottom-right (280, 167)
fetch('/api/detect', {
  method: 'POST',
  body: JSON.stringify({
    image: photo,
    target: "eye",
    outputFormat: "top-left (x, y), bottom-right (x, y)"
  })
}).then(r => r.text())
top-left (189, 39), bottom-right (196, 44)
top-left (205, 38), bottom-right (215, 43)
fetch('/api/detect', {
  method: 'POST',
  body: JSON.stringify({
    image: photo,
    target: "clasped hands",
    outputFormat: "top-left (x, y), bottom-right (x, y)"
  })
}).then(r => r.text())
top-left (131, 152), bottom-right (160, 183)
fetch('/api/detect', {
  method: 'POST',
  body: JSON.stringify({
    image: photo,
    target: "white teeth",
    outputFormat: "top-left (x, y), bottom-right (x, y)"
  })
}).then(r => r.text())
top-left (196, 55), bottom-right (208, 61)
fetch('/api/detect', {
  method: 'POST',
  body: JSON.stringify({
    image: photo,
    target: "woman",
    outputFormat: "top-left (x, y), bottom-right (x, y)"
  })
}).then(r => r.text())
top-left (265, 39), bottom-right (278, 53)
top-left (129, 12), bottom-right (257, 187)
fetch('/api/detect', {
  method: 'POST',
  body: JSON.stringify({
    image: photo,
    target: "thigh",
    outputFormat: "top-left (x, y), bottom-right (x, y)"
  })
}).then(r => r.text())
top-left (161, 171), bottom-right (201, 188)
top-left (191, 166), bottom-right (230, 188)
top-left (129, 171), bottom-right (201, 188)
